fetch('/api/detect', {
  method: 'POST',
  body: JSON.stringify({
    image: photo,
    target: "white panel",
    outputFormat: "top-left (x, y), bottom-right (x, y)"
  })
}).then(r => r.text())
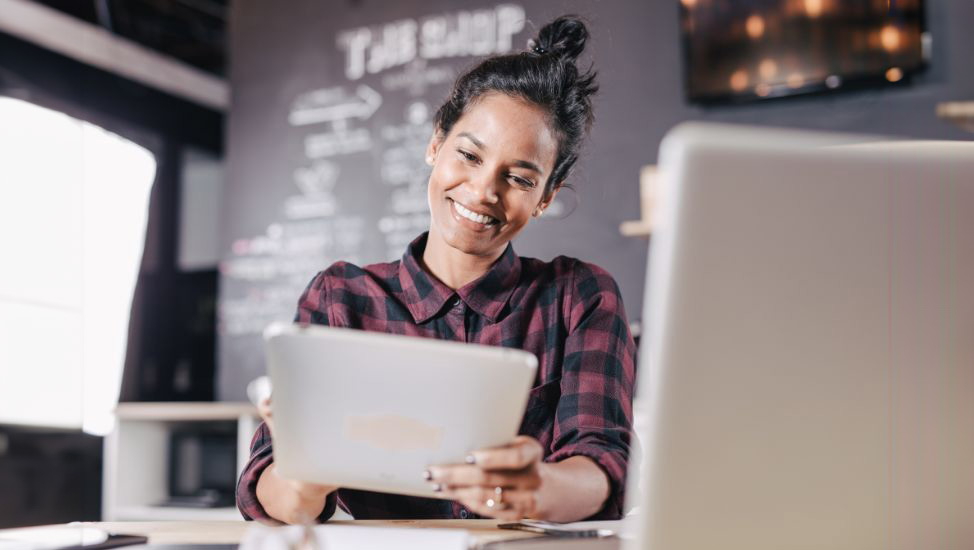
top-left (113, 421), bottom-right (169, 509)
top-left (178, 147), bottom-right (224, 271)
top-left (0, 302), bottom-right (83, 428)
top-left (0, 98), bottom-right (83, 308)
top-left (0, 97), bottom-right (155, 434)
top-left (79, 122), bottom-right (156, 436)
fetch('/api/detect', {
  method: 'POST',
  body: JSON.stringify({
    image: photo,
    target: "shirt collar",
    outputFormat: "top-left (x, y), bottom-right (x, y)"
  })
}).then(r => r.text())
top-left (399, 232), bottom-right (522, 324)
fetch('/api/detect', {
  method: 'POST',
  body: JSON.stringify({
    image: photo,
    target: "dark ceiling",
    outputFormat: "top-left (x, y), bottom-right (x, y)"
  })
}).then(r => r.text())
top-left (31, 0), bottom-right (227, 76)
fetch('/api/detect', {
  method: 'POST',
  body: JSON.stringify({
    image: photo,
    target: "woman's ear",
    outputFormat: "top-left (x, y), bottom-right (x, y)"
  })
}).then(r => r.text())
top-left (425, 131), bottom-right (444, 166)
top-left (534, 184), bottom-right (562, 217)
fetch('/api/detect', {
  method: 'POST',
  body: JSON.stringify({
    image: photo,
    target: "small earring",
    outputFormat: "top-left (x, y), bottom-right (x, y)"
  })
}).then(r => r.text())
top-left (534, 208), bottom-right (544, 217)
top-left (425, 156), bottom-right (434, 165)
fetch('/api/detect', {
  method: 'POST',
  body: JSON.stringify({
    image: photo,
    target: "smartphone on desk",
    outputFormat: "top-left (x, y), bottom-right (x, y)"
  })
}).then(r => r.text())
top-left (498, 520), bottom-right (616, 538)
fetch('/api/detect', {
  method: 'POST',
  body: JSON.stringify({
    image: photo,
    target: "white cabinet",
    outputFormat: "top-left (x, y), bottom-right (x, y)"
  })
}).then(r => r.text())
top-left (103, 402), bottom-right (259, 521)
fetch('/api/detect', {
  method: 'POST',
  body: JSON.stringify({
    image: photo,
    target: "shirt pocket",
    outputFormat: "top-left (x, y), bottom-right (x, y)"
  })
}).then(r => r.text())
top-left (517, 377), bottom-right (562, 446)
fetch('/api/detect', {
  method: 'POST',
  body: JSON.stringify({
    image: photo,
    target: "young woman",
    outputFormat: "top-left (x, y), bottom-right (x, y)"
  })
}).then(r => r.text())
top-left (236, 15), bottom-right (636, 524)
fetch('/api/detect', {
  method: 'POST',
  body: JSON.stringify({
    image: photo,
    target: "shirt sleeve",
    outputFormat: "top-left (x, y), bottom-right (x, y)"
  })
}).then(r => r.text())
top-left (294, 270), bottom-right (331, 325)
top-left (235, 272), bottom-right (337, 522)
top-left (235, 422), bottom-right (338, 523)
top-left (546, 260), bottom-right (637, 520)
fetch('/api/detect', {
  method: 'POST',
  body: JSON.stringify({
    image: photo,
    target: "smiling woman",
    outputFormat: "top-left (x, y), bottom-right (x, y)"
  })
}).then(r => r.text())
top-left (423, 93), bottom-right (561, 285)
top-left (237, 15), bottom-right (636, 525)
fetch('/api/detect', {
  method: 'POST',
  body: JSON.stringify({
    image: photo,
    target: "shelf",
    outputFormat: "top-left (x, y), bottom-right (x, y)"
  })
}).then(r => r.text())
top-left (104, 403), bottom-right (261, 521)
top-left (113, 505), bottom-right (243, 521)
top-left (115, 402), bottom-right (257, 421)
top-left (619, 220), bottom-right (652, 238)
top-left (620, 164), bottom-right (658, 238)
top-left (936, 101), bottom-right (974, 132)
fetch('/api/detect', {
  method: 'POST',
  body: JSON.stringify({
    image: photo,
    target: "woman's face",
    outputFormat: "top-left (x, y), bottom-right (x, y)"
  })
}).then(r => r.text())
top-left (425, 92), bottom-right (560, 259)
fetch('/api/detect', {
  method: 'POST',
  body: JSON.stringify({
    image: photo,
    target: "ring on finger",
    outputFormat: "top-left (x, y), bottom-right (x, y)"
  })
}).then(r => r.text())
top-left (485, 486), bottom-right (506, 509)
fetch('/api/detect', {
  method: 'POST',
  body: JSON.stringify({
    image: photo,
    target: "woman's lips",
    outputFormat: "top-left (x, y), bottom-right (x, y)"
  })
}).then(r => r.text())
top-left (449, 198), bottom-right (499, 230)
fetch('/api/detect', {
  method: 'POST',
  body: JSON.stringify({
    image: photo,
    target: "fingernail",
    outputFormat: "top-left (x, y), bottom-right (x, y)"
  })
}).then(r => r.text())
top-left (465, 454), bottom-right (476, 465)
top-left (431, 483), bottom-right (443, 493)
top-left (422, 469), bottom-right (433, 481)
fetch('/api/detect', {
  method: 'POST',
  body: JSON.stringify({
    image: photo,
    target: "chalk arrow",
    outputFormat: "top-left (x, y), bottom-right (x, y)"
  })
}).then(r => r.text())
top-left (289, 85), bottom-right (383, 126)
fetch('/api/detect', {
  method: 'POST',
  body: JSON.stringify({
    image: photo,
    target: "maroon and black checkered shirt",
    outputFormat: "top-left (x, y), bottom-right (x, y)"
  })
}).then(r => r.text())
top-left (236, 232), bottom-right (636, 522)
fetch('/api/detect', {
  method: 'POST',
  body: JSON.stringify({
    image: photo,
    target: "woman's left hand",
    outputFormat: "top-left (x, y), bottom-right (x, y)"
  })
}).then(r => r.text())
top-left (426, 435), bottom-right (546, 520)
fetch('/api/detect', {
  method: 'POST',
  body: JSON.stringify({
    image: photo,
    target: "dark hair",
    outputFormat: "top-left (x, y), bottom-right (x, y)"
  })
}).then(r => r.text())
top-left (433, 15), bottom-right (598, 199)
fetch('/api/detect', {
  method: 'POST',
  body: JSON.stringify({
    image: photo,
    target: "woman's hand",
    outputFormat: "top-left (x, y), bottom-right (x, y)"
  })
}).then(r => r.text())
top-left (426, 435), bottom-right (547, 521)
top-left (255, 397), bottom-right (339, 524)
top-left (257, 397), bottom-right (279, 435)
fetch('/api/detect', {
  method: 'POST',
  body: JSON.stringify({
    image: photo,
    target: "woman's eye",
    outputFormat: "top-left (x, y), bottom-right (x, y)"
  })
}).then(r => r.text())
top-left (457, 149), bottom-right (478, 163)
top-left (510, 175), bottom-right (535, 188)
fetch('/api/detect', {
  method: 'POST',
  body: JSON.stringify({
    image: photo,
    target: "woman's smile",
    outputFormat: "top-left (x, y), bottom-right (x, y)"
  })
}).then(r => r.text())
top-left (449, 198), bottom-right (500, 231)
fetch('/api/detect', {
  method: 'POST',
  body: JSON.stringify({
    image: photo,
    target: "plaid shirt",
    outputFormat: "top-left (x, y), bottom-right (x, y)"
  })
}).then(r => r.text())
top-left (236, 232), bottom-right (636, 522)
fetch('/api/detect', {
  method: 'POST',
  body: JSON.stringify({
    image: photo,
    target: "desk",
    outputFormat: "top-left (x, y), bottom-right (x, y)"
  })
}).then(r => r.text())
top-left (0, 520), bottom-right (549, 548)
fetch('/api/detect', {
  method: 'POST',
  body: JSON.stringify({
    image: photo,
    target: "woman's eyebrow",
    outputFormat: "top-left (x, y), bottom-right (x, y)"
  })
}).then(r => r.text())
top-left (458, 132), bottom-right (486, 150)
top-left (512, 160), bottom-right (544, 175)
top-left (457, 132), bottom-right (545, 175)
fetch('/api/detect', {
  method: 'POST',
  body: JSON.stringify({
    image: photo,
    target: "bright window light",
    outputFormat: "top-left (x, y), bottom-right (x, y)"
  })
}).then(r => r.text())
top-left (0, 97), bottom-right (155, 435)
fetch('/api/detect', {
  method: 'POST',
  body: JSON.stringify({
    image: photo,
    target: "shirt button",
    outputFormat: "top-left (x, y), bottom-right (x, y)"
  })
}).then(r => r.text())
top-left (450, 296), bottom-right (461, 307)
top-left (459, 509), bottom-right (468, 519)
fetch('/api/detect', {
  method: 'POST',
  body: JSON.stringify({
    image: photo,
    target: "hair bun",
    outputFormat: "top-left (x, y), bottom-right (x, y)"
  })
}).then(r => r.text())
top-left (531, 15), bottom-right (589, 63)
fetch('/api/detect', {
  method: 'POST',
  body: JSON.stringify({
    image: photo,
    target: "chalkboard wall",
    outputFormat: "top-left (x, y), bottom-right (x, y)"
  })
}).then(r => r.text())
top-left (219, 0), bottom-right (973, 400)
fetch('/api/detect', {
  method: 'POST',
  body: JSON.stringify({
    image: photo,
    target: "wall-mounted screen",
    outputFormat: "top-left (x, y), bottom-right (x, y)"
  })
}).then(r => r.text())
top-left (681, 0), bottom-right (927, 104)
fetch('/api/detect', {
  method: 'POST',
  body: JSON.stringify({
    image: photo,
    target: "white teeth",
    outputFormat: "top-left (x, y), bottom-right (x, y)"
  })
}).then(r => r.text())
top-left (452, 200), bottom-right (497, 225)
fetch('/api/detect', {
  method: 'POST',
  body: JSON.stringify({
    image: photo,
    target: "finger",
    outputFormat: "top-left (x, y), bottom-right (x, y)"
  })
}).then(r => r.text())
top-left (487, 488), bottom-right (538, 515)
top-left (445, 486), bottom-right (538, 520)
top-left (426, 465), bottom-right (541, 490)
top-left (426, 465), bottom-right (508, 488)
top-left (470, 436), bottom-right (543, 470)
top-left (258, 397), bottom-right (273, 420)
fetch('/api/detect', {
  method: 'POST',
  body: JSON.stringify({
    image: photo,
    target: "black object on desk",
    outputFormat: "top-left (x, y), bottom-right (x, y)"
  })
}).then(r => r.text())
top-left (497, 521), bottom-right (615, 538)
top-left (493, 521), bottom-right (620, 549)
top-left (54, 534), bottom-right (148, 550)
top-left (487, 534), bottom-right (619, 550)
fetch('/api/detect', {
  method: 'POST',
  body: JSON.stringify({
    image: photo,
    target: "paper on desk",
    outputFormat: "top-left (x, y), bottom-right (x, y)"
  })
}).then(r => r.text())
top-left (0, 527), bottom-right (109, 550)
top-left (241, 524), bottom-right (470, 550)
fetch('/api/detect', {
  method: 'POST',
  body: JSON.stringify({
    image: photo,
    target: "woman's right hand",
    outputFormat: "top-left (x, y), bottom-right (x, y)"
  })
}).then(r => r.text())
top-left (256, 396), bottom-right (277, 434)
top-left (256, 397), bottom-right (339, 524)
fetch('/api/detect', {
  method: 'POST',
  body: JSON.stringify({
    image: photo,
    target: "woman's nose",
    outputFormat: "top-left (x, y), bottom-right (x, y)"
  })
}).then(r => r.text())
top-left (469, 171), bottom-right (500, 204)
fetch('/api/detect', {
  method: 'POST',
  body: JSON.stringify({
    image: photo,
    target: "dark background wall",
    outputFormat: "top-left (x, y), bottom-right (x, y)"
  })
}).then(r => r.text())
top-left (218, 0), bottom-right (973, 400)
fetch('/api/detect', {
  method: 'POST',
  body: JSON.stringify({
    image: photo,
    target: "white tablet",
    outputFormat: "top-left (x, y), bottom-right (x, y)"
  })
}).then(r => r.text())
top-left (263, 322), bottom-right (538, 498)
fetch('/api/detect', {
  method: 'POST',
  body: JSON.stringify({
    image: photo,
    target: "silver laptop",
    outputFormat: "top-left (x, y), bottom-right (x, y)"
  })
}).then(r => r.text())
top-left (627, 123), bottom-right (974, 550)
top-left (263, 322), bottom-right (537, 498)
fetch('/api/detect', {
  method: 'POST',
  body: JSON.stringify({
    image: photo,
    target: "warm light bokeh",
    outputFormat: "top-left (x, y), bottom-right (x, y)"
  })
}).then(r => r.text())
top-left (880, 25), bottom-right (902, 51)
top-left (730, 70), bottom-right (749, 91)
top-left (885, 66), bottom-right (904, 82)
top-left (804, 0), bottom-right (824, 18)
top-left (746, 15), bottom-right (766, 39)
top-left (759, 59), bottom-right (778, 79)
